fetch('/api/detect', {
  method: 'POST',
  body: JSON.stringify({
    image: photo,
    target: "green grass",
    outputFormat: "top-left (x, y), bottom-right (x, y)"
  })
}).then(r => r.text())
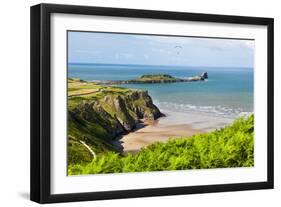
top-left (137, 74), bottom-right (176, 80)
top-left (67, 78), bottom-right (133, 109)
top-left (68, 115), bottom-right (254, 175)
top-left (136, 74), bottom-right (177, 82)
top-left (67, 78), bottom-right (149, 165)
top-left (67, 112), bottom-right (118, 165)
top-left (68, 137), bottom-right (94, 164)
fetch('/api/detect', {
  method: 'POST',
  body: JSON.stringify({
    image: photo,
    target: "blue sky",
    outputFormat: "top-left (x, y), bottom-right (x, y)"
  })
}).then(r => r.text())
top-left (68, 31), bottom-right (254, 68)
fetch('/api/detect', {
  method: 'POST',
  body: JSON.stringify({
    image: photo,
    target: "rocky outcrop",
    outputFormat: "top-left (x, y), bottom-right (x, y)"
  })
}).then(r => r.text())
top-left (68, 90), bottom-right (163, 153)
top-left (201, 72), bottom-right (208, 79)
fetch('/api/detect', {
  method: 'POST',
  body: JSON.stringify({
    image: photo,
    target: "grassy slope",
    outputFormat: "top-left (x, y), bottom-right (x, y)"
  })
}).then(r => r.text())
top-left (68, 79), bottom-right (134, 164)
top-left (68, 78), bottom-right (132, 109)
top-left (68, 115), bottom-right (254, 175)
top-left (67, 78), bottom-right (162, 165)
top-left (136, 74), bottom-right (177, 82)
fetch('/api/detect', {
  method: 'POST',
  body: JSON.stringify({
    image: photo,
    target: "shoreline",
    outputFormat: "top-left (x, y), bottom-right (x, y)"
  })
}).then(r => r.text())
top-left (158, 109), bottom-right (234, 132)
top-left (116, 109), bottom-right (235, 153)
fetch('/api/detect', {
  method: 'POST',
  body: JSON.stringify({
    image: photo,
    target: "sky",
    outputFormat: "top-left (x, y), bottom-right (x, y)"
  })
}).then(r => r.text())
top-left (68, 31), bottom-right (254, 68)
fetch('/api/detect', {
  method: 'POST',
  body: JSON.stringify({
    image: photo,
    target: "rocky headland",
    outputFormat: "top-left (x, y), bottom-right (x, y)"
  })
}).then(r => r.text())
top-left (67, 78), bottom-right (163, 164)
top-left (95, 72), bottom-right (208, 85)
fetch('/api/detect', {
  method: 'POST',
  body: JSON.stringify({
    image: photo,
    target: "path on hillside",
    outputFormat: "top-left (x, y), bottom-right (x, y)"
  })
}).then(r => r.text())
top-left (69, 135), bottom-right (96, 159)
top-left (79, 140), bottom-right (96, 160)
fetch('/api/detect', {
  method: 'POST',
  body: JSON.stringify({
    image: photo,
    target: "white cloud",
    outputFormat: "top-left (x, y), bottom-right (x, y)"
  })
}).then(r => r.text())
top-left (114, 53), bottom-right (134, 59)
top-left (143, 54), bottom-right (149, 59)
top-left (75, 50), bottom-right (99, 55)
top-left (114, 53), bottom-right (120, 60)
top-left (151, 48), bottom-right (173, 54)
top-left (121, 53), bottom-right (134, 58)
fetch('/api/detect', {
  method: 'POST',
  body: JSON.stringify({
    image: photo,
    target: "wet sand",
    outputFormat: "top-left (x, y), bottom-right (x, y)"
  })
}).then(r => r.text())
top-left (117, 110), bottom-right (234, 153)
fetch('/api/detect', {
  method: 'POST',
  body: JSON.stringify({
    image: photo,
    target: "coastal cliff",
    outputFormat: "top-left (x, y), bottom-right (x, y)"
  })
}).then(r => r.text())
top-left (68, 79), bottom-right (162, 164)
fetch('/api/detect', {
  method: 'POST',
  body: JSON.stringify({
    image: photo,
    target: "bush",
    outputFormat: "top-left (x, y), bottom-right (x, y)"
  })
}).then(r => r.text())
top-left (68, 115), bottom-right (254, 175)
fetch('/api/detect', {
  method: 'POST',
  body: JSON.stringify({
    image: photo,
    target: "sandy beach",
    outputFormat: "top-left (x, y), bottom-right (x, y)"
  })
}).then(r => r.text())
top-left (117, 109), bottom-right (234, 153)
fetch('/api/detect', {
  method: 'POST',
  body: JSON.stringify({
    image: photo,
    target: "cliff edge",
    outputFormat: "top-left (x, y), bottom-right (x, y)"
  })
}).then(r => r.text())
top-left (67, 79), bottom-right (163, 164)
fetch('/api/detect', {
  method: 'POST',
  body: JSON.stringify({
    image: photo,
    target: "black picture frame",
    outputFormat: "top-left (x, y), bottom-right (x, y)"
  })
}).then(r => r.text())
top-left (30, 3), bottom-right (274, 204)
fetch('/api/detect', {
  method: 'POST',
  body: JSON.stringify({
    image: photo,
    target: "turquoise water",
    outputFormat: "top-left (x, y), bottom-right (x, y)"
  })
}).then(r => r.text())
top-left (68, 63), bottom-right (253, 118)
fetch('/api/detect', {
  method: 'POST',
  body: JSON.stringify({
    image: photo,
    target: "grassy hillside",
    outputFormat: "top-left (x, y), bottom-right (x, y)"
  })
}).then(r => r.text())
top-left (68, 115), bottom-right (254, 175)
top-left (136, 74), bottom-right (177, 82)
top-left (67, 78), bottom-right (162, 165)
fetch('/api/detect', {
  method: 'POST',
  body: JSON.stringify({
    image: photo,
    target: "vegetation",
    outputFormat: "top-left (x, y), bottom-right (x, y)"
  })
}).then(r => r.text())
top-left (68, 115), bottom-right (254, 175)
top-left (94, 73), bottom-right (207, 85)
top-left (137, 74), bottom-right (177, 81)
top-left (116, 73), bottom-right (206, 84)
top-left (67, 78), bottom-right (162, 165)
top-left (68, 78), bottom-right (132, 109)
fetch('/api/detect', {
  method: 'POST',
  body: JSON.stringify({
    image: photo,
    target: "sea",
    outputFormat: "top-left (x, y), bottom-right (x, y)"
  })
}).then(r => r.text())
top-left (68, 63), bottom-right (253, 120)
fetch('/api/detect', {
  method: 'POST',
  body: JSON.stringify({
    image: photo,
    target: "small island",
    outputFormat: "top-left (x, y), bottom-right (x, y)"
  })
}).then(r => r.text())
top-left (96, 72), bottom-right (208, 85)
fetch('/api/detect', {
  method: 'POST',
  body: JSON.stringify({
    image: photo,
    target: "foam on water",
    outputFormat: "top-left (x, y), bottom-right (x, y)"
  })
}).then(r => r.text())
top-left (154, 101), bottom-right (251, 119)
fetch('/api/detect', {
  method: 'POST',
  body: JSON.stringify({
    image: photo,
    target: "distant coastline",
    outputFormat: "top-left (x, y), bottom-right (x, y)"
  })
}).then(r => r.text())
top-left (94, 73), bottom-right (208, 85)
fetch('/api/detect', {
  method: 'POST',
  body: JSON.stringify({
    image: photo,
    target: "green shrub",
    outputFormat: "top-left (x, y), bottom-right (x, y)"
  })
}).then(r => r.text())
top-left (68, 115), bottom-right (254, 175)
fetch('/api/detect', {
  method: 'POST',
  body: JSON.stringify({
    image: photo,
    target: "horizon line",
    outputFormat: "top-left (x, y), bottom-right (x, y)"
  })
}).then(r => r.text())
top-left (68, 62), bottom-right (253, 69)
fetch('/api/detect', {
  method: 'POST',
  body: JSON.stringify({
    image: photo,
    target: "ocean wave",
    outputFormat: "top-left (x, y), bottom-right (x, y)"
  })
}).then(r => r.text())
top-left (154, 101), bottom-right (252, 119)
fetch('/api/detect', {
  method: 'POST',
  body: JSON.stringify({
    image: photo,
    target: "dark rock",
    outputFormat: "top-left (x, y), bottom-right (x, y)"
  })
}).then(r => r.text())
top-left (201, 72), bottom-right (208, 79)
top-left (68, 90), bottom-right (163, 152)
top-left (113, 95), bottom-right (137, 131)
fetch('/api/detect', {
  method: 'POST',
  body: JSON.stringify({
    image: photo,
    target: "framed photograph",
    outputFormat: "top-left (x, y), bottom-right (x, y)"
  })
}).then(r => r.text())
top-left (30, 3), bottom-right (274, 203)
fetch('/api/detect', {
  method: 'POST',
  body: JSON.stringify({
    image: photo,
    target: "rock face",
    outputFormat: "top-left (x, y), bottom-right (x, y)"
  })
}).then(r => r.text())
top-left (201, 72), bottom-right (208, 79)
top-left (68, 90), bottom-right (163, 154)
